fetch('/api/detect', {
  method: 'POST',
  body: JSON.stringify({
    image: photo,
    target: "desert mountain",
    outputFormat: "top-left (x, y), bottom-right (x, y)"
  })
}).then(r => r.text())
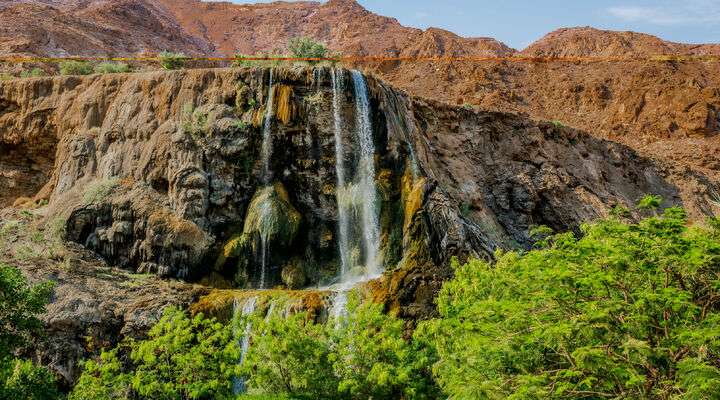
top-left (155, 0), bottom-right (515, 57)
top-left (521, 27), bottom-right (720, 57)
top-left (0, 0), bottom-right (212, 57)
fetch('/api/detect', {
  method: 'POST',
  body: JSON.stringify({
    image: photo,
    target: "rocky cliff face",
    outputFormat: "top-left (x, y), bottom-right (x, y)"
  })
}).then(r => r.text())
top-left (2, 67), bottom-right (719, 384)
top-left (0, 0), bottom-right (212, 58)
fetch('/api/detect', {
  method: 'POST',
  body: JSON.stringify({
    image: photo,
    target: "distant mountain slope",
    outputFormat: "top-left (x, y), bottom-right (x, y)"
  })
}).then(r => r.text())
top-left (521, 27), bottom-right (720, 57)
top-left (0, 0), bottom-right (212, 57)
top-left (155, 0), bottom-right (515, 57)
top-left (1, 0), bottom-right (718, 183)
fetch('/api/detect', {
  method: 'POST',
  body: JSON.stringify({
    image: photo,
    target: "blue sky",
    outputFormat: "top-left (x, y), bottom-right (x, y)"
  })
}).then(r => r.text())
top-left (213, 0), bottom-right (720, 49)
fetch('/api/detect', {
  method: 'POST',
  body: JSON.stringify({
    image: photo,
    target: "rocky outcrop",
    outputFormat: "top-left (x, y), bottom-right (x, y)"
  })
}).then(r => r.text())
top-left (2, 66), bottom-right (719, 386)
top-left (0, 208), bottom-right (205, 388)
top-left (2, 67), bottom-right (718, 306)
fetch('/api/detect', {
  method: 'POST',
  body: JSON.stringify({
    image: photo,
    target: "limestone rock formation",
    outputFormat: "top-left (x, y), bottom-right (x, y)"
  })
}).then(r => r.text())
top-left (2, 67), bottom-right (720, 385)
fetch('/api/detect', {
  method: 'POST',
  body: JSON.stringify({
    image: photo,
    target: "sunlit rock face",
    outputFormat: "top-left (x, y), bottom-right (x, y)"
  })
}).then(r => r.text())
top-left (2, 66), bottom-right (715, 321)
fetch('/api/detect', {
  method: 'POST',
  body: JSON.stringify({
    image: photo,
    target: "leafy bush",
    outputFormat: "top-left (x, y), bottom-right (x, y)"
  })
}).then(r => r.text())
top-left (94, 62), bottom-right (130, 74)
top-left (287, 36), bottom-right (329, 64)
top-left (0, 358), bottom-right (62, 400)
top-left (181, 103), bottom-right (209, 138)
top-left (232, 53), bottom-right (284, 68)
top-left (241, 293), bottom-right (439, 399)
top-left (82, 178), bottom-right (120, 205)
top-left (0, 263), bottom-right (60, 400)
top-left (421, 204), bottom-right (720, 399)
top-left (71, 307), bottom-right (239, 400)
top-left (0, 263), bottom-right (54, 357)
top-left (20, 68), bottom-right (46, 78)
top-left (158, 51), bottom-right (187, 70)
top-left (59, 60), bottom-right (93, 75)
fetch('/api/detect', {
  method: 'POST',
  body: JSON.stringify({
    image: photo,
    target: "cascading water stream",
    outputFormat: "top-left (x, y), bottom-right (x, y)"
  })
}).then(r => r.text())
top-left (332, 69), bottom-right (351, 278)
top-left (256, 69), bottom-right (276, 289)
top-left (351, 70), bottom-right (382, 279)
top-left (232, 296), bottom-right (258, 395)
top-left (329, 69), bottom-right (383, 322)
top-left (260, 69), bottom-right (276, 184)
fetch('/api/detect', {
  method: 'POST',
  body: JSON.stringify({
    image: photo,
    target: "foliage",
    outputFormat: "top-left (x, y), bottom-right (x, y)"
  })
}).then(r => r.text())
top-left (0, 358), bottom-right (62, 400)
top-left (241, 312), bottom-right (336, 399)
top-left (181, 103), bottom-right (209, 138)
top-left (0, 263), bottom-right (54, 358)
top-left (233, 53), bottom-right (285, 68)
top-left (287, 37), bottom-right (329, 65)
top-left (241, 293), bottom-right (439, 399)
top-left (0, 264), bottom-right (60, 400)
top-left (94, 62), bottom-right (131, 74)
top-left (71, 307), bottom-right (240, 400)
top-left (82, 178), bottom-right (120, 205)
top-left (20, 68), bottom-right (46, 78)
top-left (158, 51), bottom-right (187, 70)
top-left (59, 60), bottom-right (93, 75)
top-left (638, 194), bottom-right (663, 211)
top-left (421, 206), bottom-right (720, 399)
top-left (0, 73), bottom-right (13, 81)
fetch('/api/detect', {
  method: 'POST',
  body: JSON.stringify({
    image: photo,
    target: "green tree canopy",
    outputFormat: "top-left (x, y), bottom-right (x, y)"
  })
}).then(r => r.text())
top-left (71, 307), bottom-right (239, 400)
top-left (0, 263), bottom-right (59, 400)
top-left (241, 293), bottom-right (439, 400)
top-left (422, 207), bottom-right (720, 399)
top-left (287, 37), bottom-right (330, 64)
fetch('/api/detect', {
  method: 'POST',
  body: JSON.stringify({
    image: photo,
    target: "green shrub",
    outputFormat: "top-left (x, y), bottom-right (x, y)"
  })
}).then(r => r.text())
top-left (0, 358), bottom-right (61, 400)
top-left (94, 62), bottom-right (130, 74)
top-left (19, 68), bottom-right (46, 78)
top-left (232, 53), bottom-right (285, 68)
top-left (241, 293), bottom-right (439, 399)
top-left (0, 73), bottom-right (14, 81)
top-left (82, 178), bottom-right (120, 205)
top-left (421, 205), bottom-right (720, 399)
top-left (181, 103), bottom-right (209, 138)
top-left (0, 264), bottom-right (59, 400)
top-left (287, 37), bottom-right (329, 65)
top-left (71, 307), bottom-right (239, 400)
top-left (59, 60), bottom-right (93, 75)
top-left (158, 51), bottom-right (187, 70)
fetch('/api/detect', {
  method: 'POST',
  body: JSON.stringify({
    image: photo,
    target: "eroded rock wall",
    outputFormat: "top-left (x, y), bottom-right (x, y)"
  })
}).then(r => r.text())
top-left (2, 67), bottom-right (718, 318)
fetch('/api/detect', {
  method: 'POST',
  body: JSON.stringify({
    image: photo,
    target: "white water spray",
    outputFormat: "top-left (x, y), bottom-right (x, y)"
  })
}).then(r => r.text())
top-left (328, 69), bottom-right (384, 322)
top-left (232, 296), bottom-right (258, 395)
top-left (256, 69), bottom-right (276, 288)
top-left (332, 69), bottom-right (352, 277)
top-left (260, 69), bottom-right (275, 184)
top-left (351, 70), bottom-right (382, 278)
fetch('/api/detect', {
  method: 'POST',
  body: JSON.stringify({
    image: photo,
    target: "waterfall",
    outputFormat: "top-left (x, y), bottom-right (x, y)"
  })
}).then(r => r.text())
top-left (260, 69), bottom-right (275, 184)
top-left (351, 70), bottom-right (382, 278)
top-left (332, 69), bottom-right (351, 278)
top-left (259, 234), bottom-right (268, 289)
top-left (328, 69), bottom-right (383, 322)
top-left (256, 69), bottom-right (276, 288)
top-left (232, 296), bottom-right (258, 395)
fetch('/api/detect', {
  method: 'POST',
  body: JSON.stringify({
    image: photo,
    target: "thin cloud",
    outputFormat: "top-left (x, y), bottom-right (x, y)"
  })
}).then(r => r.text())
top-left (608, 0), bottom-right (720, 25)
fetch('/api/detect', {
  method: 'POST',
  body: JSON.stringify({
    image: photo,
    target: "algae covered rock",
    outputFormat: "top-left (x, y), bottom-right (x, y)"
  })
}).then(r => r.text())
top-left (242, 183), bottom-right (302, 249)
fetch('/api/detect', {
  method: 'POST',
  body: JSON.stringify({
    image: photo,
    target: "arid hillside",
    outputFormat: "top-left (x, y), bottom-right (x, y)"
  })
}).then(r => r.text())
top-left (0, 0), bottom-right (212, 57)
top-left (1, 0), bottom-right (719, 185)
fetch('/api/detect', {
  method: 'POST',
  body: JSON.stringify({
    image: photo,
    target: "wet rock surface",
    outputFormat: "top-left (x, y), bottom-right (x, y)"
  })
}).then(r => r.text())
top-left (1, 67), bottom-right (719, 385)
